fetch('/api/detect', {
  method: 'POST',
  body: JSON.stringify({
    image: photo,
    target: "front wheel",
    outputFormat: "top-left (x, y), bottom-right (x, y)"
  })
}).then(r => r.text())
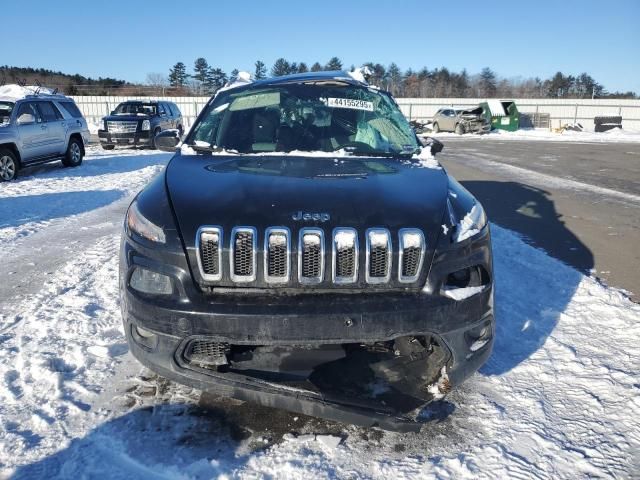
top-left (455, 123), bottom-right (466, 135)
top-left (432, 122), bottom-right (440, 134)
top-left (102, 144), bottom-right (115, 151)
top-left (62, 138), bottom-right (83, 167)
top-left (0, 148), bottom-right (18, 181)
top-left (150, 128), bottom-right (161, 150)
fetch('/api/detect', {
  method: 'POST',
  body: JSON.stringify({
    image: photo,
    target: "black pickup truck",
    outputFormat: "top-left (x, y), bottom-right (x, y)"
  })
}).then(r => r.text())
top-left (98, 100), bottom-right (183, 149)
top-left (119, 71), bottom-right (494, 431)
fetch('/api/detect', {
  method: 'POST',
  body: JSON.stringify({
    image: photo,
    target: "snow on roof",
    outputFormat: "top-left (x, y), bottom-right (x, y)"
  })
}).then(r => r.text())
top-left (218, 71), bottom-right (253, 94)
top-left (347, 66), bottom-right (372, 84)
top-left (486, 99), bottom-right (507, 116)
top-left (0, 84), bottom-right (58, 100)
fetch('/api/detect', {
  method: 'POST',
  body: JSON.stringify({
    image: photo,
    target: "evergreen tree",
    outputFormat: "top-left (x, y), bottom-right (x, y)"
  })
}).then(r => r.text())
top-left (310, 62), bottom-right (323, 72)
top-left (193, 58), bottom-right (209, 84)
top-left (479, 67), bottom-right (497, 97)
top-left (254, 60), bottom-right (267, 79)
top-left (229, 69), bottom-right (239, 83)
top-left (168, 62), bottom-right (188, 88)
top-left (325, 57), bottom-right (343, 71)
top-left (387, 63), bottom-right (402, 95)
top-left (204, 67), bottom-right (227, 93)
top-left (271, 58), bottom-right (291, 77)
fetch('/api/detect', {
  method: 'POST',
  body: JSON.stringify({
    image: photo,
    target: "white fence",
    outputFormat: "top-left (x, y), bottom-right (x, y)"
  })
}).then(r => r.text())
top-left (71, 95), bottom-right (640, 131)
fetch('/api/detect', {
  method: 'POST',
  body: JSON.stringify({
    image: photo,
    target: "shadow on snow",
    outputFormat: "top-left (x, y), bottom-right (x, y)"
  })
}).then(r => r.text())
top-left (460, 180), bottom-right (593, 376)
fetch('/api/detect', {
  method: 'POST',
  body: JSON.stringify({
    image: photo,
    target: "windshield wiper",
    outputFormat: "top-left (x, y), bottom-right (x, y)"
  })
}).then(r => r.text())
top-left (188, 144), bottom-right (241, 154)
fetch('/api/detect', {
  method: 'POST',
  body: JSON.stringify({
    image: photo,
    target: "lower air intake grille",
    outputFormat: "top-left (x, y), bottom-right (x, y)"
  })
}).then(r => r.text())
top-left (187, 340), bottom-right (230, 367)
top-left (191, 340), bottom-right (230, 357)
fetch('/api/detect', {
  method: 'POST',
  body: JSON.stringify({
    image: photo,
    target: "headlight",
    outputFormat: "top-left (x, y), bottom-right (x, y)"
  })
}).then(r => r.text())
top-left (455, 202), bottom-right (487, 243)
top-left (141, 120), bottom-right (151, 131)
top-left (126, 201), bottom-right (166, 243)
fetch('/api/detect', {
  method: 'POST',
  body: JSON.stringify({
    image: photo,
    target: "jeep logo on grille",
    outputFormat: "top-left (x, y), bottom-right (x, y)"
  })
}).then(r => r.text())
top-left (292, 211), bottom-right (330, 222)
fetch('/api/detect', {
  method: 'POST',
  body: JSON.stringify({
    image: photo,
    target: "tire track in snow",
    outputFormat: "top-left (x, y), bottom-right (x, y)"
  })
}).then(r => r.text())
top-left (0, 234), bottom-right (125, 469)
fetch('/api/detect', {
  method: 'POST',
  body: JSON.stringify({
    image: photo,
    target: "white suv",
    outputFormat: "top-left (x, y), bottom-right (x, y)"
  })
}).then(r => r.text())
top-left (0, 91), bottom-right (91, 181)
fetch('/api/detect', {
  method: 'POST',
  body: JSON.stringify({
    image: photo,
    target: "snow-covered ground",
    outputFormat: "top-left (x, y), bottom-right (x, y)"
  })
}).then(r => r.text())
top-left (428, 127), bottom-right (640, 143)
top-left (0, 147), bottom-right (639, 478)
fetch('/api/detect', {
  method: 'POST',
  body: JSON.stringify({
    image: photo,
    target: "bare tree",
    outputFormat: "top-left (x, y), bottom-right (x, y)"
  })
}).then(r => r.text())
top-left (146, 72), bottom-right (168, 94)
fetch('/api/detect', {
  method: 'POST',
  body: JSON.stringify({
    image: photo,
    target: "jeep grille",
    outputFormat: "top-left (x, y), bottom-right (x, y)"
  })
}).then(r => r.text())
top-left (195, 226), bottom-right (426, 287)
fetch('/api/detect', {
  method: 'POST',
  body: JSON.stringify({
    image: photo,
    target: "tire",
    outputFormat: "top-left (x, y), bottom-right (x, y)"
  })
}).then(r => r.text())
top-left (102, 144), bottom-right (115, 151)
top-left (455, 123), bottom-right (466, 135)
top-left (62, 138), bottom-right (83, 167)
top-left (432, 122), bottom-right (440, 134)
top-left (150, 128), bottom-right (161, 150)
top-left (0, 148), bottom-right (19, 181)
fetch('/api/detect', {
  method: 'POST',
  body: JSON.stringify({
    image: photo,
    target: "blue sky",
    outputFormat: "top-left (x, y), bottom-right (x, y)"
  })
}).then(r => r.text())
top-left (3, 0), bottom-right (639, 93)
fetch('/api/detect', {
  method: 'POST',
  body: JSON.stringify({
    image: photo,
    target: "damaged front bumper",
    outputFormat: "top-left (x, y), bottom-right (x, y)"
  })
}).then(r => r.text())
top-left (120, 228), bottom-right (494, 431)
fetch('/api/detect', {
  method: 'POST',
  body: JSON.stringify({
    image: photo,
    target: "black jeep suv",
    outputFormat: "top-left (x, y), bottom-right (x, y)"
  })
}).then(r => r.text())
top-left (98, 100), bottom-right (183, 150)
top-left (119, 71), bottom-right (494, 431)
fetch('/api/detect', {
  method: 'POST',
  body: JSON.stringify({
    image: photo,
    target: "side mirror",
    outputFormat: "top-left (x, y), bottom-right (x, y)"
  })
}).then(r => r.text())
top-left (419, 136), bottom-right (444, 155)
top-left (430, 138), bottom-right (444, 155)
top-left (155, 130), bottom-right (181, 152)
top-left (17, 113), bottom-right (36, 125)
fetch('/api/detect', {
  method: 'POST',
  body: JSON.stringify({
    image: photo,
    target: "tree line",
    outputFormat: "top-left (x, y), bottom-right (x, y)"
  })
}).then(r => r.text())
top-left (0, 66), bottom-right (126, 95)
top-left (163, 57), bottom-right (636, 99)
top-left (1, 61), bottom-right (635, 99)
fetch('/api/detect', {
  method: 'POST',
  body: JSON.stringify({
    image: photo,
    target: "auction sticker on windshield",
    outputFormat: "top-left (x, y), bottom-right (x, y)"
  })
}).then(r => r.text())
top-left (325, 98), bottom-right (374, 111)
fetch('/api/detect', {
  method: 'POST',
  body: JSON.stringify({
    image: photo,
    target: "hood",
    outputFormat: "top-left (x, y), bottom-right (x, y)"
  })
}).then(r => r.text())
top-left (167, 152), bottom-right (449, 250)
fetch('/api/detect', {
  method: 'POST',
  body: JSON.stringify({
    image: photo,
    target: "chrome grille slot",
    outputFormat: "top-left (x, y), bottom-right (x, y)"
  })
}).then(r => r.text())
top-left (366, 228), bottom-right (392, 284)
top-left (399, 229), bottom-right (426, 283)
top-left (106, 120), bottom-right (138, 133)
top-left (230, 227), bottom-right (256, 282)
top-left (265, 227), bottom-right (290, 283)
top-left (196, 226), bottom-right (222, 281)
top-left (298, 228), bottom-right (324, 284)
top-left (332, 228), bottom-right (358, 284)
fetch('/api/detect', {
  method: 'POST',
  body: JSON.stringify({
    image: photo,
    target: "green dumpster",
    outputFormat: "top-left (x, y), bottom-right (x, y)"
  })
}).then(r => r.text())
top-left (480, 100), bottom-right (520, 131)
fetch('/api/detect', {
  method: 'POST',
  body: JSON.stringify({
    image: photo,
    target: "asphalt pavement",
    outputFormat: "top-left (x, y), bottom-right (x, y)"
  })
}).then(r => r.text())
top-left (436, 137), bottom-right (640, 300)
